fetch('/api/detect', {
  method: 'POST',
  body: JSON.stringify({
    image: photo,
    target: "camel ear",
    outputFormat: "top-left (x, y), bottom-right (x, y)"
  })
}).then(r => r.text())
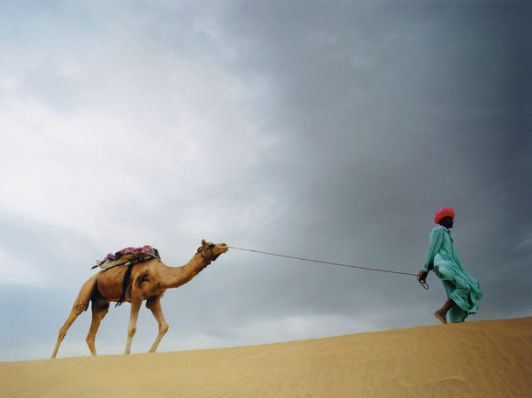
top-left (201, 239), bottom-right (206, 246)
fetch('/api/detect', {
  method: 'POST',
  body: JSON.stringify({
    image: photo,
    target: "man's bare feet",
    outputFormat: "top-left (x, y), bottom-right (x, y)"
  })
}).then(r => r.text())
top-left (434, 310), bottom-right (447, 324)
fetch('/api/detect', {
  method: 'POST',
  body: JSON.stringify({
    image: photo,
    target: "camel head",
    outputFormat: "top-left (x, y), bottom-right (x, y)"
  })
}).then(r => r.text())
top-left (197, 239), bottom-right (229, 263)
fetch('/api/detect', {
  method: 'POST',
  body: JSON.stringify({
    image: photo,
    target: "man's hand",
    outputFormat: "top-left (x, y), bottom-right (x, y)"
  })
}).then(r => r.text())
top-left (417, 270), bottom-right (428, 283)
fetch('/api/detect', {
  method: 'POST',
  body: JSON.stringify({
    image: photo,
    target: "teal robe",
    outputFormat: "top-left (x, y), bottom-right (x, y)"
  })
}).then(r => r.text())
top-left (423, 226), bottom-right (483, 322)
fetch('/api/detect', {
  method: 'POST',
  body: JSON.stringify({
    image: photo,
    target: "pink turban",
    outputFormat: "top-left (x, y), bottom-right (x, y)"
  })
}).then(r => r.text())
top-left (434, 207), bottom-right (455, 224)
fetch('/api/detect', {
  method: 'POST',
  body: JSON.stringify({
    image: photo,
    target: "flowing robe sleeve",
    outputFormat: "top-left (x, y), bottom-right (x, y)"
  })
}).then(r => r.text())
top-left (423, 227), bottom-right (444, 272)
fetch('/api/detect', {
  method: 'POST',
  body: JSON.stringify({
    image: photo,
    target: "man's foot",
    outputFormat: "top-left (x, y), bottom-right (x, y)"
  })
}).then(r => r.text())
top-left (434, 310), bottom-right (447, 324)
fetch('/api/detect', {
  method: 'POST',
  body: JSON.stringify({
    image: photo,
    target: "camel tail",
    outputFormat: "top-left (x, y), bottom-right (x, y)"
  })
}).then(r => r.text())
top-left (73, 275), bottom-right (98, 313)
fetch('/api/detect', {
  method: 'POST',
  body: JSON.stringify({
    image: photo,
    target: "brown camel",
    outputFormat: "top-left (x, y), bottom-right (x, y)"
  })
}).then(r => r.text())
top-left (51, 240), bottom-right (228, 359)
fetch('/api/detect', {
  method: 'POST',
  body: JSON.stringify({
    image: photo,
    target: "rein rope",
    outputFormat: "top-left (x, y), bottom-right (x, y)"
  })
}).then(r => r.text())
top-left (228, 246), bottom-right (429, 289)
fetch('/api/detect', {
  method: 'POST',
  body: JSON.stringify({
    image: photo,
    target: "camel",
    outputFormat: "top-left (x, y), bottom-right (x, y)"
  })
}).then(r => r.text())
top-left (51, 240), bottom-right (228, 359)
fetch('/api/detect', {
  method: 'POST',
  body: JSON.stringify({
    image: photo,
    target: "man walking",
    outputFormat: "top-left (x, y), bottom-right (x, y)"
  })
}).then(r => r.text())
top-left (418, 208), bottom-right (483, 324)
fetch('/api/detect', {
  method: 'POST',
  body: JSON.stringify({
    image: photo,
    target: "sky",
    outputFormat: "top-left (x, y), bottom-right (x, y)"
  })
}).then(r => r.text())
top-left (0, 0), bottom-right (530, 361)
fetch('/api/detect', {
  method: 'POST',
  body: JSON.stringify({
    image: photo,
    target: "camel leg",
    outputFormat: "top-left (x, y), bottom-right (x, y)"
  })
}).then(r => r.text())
top-left (86, 302), bottom-right (109, 356)
top-left (124, 298), bottom-right (142, 354)
top-left (51, 307), bottom-right (83, 359)
top-left (146, 297), bottom-right (169, 353)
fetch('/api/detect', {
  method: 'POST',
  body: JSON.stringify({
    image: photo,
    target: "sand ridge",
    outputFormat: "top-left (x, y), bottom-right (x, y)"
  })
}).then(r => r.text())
top-left (1, 317), bottom-right (531, 398)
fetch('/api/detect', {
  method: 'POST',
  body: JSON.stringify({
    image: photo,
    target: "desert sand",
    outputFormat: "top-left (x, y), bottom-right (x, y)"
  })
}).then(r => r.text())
top-left (1, 317), bottom-right (530, 398)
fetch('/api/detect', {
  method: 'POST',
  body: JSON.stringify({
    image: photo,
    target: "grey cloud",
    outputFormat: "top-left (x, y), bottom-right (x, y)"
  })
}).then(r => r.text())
top-left (1, 1), bottom-right (530, 360)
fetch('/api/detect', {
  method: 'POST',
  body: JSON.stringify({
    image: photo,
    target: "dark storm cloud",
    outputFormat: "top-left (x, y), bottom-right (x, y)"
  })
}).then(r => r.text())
top-left (199, 0), bottom-right (532, 319)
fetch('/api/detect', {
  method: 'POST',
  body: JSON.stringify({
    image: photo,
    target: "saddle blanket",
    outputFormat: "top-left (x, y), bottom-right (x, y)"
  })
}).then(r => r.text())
top-left (92, 245), bottom-right (160, 270)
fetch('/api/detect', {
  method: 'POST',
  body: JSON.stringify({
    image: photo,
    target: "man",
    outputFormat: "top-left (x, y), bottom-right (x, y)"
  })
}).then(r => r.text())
top-left (417, 208), bottom-right (483, 324)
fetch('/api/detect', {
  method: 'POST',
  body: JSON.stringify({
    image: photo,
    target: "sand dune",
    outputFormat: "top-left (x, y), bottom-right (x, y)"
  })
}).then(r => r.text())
top-left (1, 317), bottom-right (531, 398)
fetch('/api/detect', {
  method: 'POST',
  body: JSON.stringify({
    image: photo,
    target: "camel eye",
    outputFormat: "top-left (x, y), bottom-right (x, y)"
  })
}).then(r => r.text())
top-left (209, 244), bottom-right (215, 249)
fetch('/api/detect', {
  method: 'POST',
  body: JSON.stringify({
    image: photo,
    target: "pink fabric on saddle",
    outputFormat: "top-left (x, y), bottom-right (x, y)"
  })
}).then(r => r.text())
top-left (102, 245), bottom-right (156, 263)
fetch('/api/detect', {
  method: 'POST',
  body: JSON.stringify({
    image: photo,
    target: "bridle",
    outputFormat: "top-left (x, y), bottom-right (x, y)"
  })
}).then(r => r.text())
top-left (197, 244), bottom-right (220, 265)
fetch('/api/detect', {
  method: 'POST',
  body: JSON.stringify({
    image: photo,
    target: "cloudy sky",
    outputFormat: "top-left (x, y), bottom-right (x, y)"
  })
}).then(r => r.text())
top-left (1, 0), bottom-right (530, 361)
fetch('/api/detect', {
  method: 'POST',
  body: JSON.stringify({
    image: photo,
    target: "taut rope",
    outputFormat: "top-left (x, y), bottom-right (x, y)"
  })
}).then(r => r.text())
top-left (228, 245), bottom-right (429, 289)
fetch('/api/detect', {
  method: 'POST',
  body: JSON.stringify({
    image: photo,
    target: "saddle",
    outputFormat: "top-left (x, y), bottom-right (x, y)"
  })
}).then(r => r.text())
top-left (92, 245), bottom-right (161, 306)
top-left (92, 245), bottom-right (160, 270)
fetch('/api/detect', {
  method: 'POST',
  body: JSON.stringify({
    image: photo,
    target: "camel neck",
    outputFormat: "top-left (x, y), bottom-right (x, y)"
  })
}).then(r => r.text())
top-left (162, 253), bottom-right (210, 289)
